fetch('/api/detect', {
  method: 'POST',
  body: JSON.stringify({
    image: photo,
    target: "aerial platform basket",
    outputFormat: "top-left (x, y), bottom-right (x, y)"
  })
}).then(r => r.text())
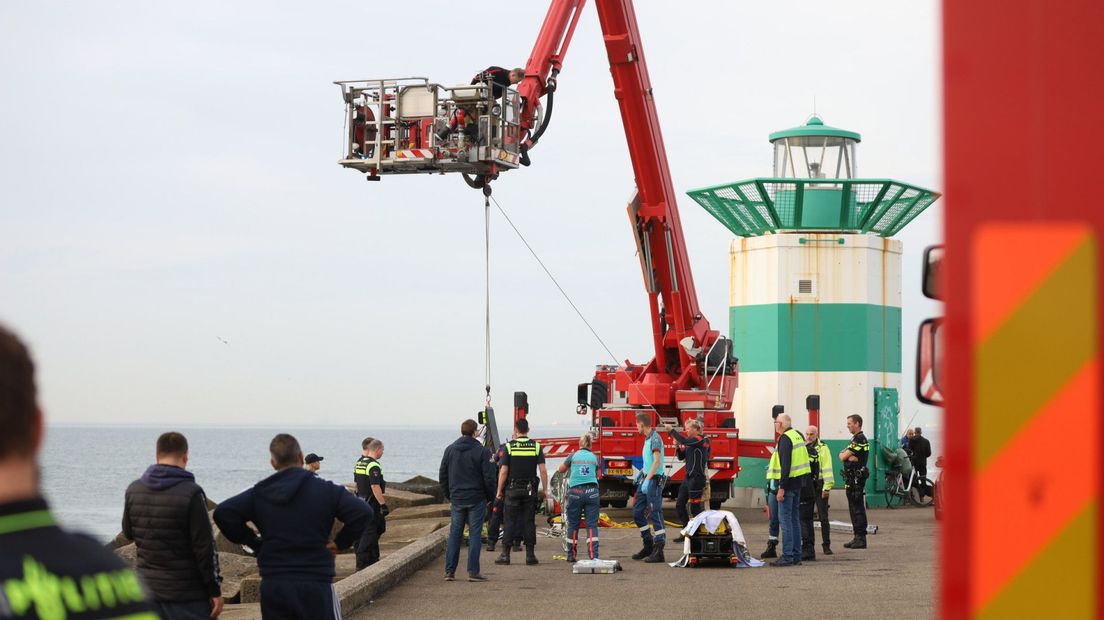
top-left (335, 77), bottom-right (526, 181)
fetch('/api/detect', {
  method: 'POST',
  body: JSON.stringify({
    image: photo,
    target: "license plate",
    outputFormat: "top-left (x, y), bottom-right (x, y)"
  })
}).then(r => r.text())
top-left (605, 468), bottom-right (634, 476)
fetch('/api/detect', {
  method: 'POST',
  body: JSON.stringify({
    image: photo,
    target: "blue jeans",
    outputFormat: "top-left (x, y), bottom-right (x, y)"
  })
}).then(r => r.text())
top-left (766, 487), bottom-right (780, 539)
top-left (632, 479), bottom-right (666, 543)
top-left (445, 501), bottom-right (486, 575)
top-left (566, 484), bottom-right (600, 559)
top-left (778, 489), bottom-right (802, 561)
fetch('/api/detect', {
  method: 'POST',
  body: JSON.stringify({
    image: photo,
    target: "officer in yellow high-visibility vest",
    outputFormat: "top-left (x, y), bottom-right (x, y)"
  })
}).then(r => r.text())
top-left (353, 438), bottom-right (387, 570)
top-left (494, 418), bottom-right (549, 566)
top-left (761, 408), bottom-right (783, 559)
top-left (770, 413), bottom-right (811, 567)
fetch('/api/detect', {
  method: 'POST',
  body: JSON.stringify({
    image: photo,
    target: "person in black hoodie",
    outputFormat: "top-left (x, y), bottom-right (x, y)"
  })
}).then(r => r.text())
top-left (439, 419), bottom-right (497, 582)
top-left (123, 431), bottom-right (222, 619)
top-left (214, 433), bottom-right (372, 620)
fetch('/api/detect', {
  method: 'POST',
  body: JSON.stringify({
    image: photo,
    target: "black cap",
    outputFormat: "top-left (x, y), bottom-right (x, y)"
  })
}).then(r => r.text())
top-left (305, 453), bottom-right (323, 464)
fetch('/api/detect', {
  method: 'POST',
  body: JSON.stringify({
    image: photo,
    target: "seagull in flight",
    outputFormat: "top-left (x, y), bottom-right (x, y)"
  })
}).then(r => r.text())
top-left (216, 336), bottom-right (230, 346)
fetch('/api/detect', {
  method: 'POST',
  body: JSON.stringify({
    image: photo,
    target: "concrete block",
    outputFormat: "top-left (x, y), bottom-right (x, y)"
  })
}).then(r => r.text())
top-left (384, 489), bottom-right (436, 508)
top-left (106, 531), bottom-right (131, 550)
top-left (729, 487), bottom-right (768, 508)
top-left (386, 503), bottom-right (451, 522)
top-left (379, 518), bottom-right (449, 545)
top-left (238, 577), bottom-right (262, 604)
top-left (335, 528), bottom-right (448, 617)
top-left (217, 553), bottom-right (260, 603)
top-left (113, 543), bottom-right (136, 566)
top-left (390, 476), bottom-right (446, 503)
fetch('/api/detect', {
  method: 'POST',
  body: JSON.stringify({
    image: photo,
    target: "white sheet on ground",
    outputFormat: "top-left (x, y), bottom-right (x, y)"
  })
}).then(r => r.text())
top-left (669, 510), bottom-right (764, 568)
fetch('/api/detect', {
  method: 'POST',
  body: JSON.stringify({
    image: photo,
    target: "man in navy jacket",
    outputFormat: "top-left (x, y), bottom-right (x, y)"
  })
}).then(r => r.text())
top-left (439, 419), bottom-right (497, 581)
top-left (214, 433), bottom-right (372, 620)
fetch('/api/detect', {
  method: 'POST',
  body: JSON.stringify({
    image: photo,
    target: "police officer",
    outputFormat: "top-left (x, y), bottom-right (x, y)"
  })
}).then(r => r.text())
top-left (494, 418), bottom-right (549, 566)
top-left (799, 426), bottom-right (823, 561)
top-left (807, 425), bottom-right (835, 555)
top-left (354, 438), bottom-right (388, 569)
top-left (486, 431), bottom-right (520, 553)
top-left (839, 414), bottom-right (870, 549)
top-left (0, 324), bottom-right (157, 619)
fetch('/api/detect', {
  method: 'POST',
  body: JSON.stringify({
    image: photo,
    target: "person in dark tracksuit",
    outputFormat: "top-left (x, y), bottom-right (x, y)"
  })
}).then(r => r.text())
top-left (840, 414), bottom-right (871, 549)
top-left (0, 324), bottom-right (157, 620)
top-left (664, 419), bottom-right (711, 543)
top-left (494, 418), bottom-right (549, 566)
top-left (123, 431), bottom-right (222, 620)
top-left (353, 438), bottom-right (388, 570)
top-left (214, 433), bottom-right (371, 620)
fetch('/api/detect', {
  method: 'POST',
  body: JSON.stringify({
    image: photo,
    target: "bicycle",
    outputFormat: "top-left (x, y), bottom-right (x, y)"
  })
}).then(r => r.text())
top-left (883, 467), bottom-right (934, 508)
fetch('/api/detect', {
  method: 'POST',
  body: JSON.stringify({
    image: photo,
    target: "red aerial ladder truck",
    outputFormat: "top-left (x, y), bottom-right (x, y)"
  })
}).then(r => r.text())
top-left (336, 0), bottom-right (773, 508)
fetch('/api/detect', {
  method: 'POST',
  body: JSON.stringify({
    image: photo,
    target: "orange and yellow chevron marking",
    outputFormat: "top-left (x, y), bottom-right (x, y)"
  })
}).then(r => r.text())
top-left (970, 224), bottom-right (1099, 618)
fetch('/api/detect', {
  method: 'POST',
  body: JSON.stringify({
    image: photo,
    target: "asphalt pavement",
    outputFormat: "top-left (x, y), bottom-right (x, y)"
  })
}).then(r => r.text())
top-left (350, 504), bottom-right (938, 618)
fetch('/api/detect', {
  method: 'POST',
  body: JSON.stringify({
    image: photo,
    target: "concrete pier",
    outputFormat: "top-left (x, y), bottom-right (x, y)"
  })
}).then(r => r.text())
top-left (349, 506), bottom-right (936, 618)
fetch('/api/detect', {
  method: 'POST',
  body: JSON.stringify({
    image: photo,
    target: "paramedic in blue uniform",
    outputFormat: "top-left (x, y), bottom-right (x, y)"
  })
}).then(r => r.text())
top-left (631, 412), bottom-right (668, 563)
top-left (557, 433), bottom-right (601, 561)
top-left (664, 418), bottom-right (711, 542)
top-left (494, 418), bottom-right (549, 566)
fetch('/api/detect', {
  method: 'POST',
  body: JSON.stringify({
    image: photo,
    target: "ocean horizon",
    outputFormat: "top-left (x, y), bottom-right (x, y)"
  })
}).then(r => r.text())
top-left (39, 422), bottom-right (588, 542)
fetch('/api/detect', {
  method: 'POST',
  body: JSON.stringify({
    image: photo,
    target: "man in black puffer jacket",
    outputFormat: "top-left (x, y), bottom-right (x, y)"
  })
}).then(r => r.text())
top-left (123, 431), bottom-right (222, 619)
top-left (214, 433), bottom-right (372, 620)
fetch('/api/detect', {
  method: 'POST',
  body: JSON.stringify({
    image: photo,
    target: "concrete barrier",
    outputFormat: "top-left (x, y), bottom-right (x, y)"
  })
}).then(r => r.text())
top-left (335, 527), bottom-right (449, 617)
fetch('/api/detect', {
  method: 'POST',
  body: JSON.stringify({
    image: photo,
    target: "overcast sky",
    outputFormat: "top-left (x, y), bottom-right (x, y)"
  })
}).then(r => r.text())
top-left (0, 1), bottom-right (942, 432)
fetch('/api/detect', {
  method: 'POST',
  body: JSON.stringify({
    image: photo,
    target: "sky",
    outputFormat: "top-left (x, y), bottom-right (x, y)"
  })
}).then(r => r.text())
top-left (0, 1), bottom-right (942, 434)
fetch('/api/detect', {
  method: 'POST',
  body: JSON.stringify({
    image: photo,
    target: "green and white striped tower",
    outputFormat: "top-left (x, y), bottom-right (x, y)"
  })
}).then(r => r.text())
top-left (687, 116), bottom-right (940, 505)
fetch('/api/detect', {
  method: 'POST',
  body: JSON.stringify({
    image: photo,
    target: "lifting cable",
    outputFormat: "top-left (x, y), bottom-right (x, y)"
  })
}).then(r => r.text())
top-left (489, 194), bottom-right (619, 366)
top-left (482, 192), bottom-right (662, 419)
top-left (483, 189), bottom-right (492, 408)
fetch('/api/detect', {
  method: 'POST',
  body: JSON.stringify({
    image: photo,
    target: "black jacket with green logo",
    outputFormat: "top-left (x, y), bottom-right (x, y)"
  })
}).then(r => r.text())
top-left (0, 497), bottom-right (157, 620)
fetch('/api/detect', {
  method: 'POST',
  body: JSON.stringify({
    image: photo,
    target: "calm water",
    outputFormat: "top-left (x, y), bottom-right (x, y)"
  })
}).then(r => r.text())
top-left (40, 422), bottom-right (937, 542)
top-left (40, 424), bottom-right (578, 542)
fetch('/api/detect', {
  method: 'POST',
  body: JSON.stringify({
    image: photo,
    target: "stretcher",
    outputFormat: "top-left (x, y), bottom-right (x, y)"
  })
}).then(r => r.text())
top-left (669, 510), bottom-right (764, 568)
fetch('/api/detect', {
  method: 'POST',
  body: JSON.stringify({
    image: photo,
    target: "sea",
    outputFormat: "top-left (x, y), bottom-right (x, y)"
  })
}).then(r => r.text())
top-left (42, 422), bottom-right (939, 542)
top-left (40, 424), bottom-right (581, 543)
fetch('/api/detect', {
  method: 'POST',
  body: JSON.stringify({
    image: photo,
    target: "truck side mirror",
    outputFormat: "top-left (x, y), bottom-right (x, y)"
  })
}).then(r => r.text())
top-left (577, 383), bottom-right (590, 408)
top-left (922, 245), bottom-right (944, 301)
top-left (916, 317), bottom-right (944, 406)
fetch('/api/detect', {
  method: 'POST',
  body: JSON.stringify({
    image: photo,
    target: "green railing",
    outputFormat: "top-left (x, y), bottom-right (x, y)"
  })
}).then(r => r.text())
top-left (687, 178), bottom-right (940, 238)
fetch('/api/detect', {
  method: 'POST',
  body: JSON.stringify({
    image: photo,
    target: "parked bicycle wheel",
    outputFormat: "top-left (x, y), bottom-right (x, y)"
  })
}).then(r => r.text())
top-left (910, 477), bottom-right (934, 507)
top-left (884, 472), bottom-right (902, 508)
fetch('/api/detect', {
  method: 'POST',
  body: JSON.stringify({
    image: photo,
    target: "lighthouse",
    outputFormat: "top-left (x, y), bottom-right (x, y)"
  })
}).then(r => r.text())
top-left (687, 115), bottom-right (940, 505)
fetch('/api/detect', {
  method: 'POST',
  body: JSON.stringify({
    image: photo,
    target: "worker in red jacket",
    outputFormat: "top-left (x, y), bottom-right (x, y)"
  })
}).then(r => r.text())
top-left (437, 66), bottom-right (525, 142)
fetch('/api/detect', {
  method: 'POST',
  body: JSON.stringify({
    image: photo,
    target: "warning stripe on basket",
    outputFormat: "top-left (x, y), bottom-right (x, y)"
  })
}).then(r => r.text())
top-left (395, 149), bottom-right (434, 160)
